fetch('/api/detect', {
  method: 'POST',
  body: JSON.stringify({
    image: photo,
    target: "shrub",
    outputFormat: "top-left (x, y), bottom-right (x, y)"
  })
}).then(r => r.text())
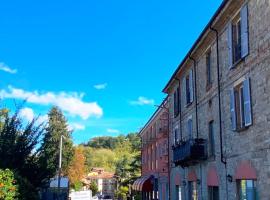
top-left (0, 169), bottom-right (18, 200)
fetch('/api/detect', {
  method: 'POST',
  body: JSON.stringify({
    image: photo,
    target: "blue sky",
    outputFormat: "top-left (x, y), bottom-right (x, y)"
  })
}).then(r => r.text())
top-left (0, 0), bottom-right (222, 144)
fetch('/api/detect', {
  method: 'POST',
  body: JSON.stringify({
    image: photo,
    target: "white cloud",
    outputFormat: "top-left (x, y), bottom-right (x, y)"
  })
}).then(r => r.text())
top-left (130, 96), bottom-right (155, 106)
top-left (94, 83), bottom-right (107, 90)
top-left (0, 86), bottom-right (103, 120)
top-left (19, 107), bottom-right (34, 121)
top-left (69, 123), bottom-right (86, 131)
top-left (19, 107), bottom-right (48, 125)
top-left (107, 128), bottom-right (120, 134)
top-left (0, 63), bottom-right (17, 74)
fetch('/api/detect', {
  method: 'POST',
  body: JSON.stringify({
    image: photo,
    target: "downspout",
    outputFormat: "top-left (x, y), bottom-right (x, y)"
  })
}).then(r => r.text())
top-left (188, 55), bottom-right (202, 200)
top-left (210, 26), bottom-right (228, 200)
top-left (188, 56), bottom-right (199, 138)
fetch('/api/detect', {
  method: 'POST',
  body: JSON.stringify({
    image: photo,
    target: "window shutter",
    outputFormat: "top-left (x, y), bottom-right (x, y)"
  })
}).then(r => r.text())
top-left (189, 70), bottom-right (194, 102)
top-left (230, 89), bottom-right (237, 131)
top-left (227, 22), bottom-right (233, 68)
top-left (241, 4), bottom-right (249, 58)
top-left (243, 78), bottom-right (252, 126)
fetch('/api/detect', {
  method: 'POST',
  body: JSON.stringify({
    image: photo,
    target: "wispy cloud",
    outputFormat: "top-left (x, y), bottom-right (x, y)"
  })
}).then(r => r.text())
top-left (94, 83), bottom-right (107, 90)
top-left (107, 128), bottom-right (120, 134)
top-left (69, 123), bottom-right (86, 131)
top-left (130, 96), bottom-right (155, 106)
top-left (0, 63), bottom-right (17, 74)
top-left (0, 86), bottom-right (103, 120)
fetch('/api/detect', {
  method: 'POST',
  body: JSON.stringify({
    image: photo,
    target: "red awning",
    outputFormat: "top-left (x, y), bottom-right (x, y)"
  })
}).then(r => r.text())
top-left (207, 167), bottom-right (219, 186)
top-left (235, 161), bottom-right (257, 180)
top-left (132, 175), bottom-right (153, 192)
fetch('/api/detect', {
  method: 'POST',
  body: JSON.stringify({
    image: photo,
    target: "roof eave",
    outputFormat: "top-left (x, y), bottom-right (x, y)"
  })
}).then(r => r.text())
top-left (162, 0), bottom-right (230, 94)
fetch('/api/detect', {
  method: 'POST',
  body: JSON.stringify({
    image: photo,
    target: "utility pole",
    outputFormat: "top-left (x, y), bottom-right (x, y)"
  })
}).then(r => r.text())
top-left (58, 135), bottom-right (66, 198)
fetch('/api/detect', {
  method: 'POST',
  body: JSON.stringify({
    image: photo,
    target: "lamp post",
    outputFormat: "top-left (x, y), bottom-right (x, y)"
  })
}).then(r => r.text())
top-left (58, 135), bottom-right (66, 197)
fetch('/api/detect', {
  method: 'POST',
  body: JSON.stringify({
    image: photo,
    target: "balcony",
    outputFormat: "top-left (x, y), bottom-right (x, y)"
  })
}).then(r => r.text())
top-left (173, 138), bottom-right (207, 167)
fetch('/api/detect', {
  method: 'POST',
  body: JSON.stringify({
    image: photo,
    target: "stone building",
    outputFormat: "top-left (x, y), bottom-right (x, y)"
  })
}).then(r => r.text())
top-left (162, 0), bottom-right (270, 199)
top-left (85, 168), bottom-right (115, 198)
top-left (133, 99), bottom-right (169, 200)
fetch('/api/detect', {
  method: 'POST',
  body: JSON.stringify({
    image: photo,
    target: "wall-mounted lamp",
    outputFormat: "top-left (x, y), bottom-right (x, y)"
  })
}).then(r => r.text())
top-left (227, 175), bottom-right (233, 183)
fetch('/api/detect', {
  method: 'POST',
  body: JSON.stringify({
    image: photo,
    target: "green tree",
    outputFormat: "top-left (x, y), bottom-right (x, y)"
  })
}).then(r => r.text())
top-left (89, 181), bottom-right (98, 196)
top-left (115, 186), bottom-right (129, 200)
top-left (84, 147), bottom-right (116, 172)
top-left (0, 169), bottom-right (18, 200)
top-left (0, 108), bottom-right (47, 199)
top-left (39, 106), bottom-right (74, 180)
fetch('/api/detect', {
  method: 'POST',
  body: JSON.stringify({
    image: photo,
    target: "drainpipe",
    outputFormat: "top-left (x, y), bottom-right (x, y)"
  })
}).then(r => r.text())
top-left (174, 77), bottom-right (183, 141)
top-left (210, 26), bottom-right (228, 200)
top-left (189, 54), bottom-right (202, 200)
top-left (188, 56), bottom-right (199, 139)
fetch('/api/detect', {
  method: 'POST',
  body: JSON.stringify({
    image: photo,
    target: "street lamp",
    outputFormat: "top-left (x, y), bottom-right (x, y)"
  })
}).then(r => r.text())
top-left (58, 135), bottom-right (67, 195)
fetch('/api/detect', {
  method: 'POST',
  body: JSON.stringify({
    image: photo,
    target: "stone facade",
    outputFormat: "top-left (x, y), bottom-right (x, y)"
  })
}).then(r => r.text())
top-left (162, 0), bottom-right (270, 200)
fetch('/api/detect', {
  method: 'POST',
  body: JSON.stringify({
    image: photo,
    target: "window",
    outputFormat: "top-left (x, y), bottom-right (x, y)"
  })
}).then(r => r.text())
top-left (230, 78), bottom-right (252, 131)
top-left (185, 70), bottom-right (194, 105)
top-left (174, 128), bottom-right (179, 145)
top-left (228, 4), bottom-right (249, 68)
top-left (176, 185), bottom-right (182, 200)
top-left (188, 181), bottom-right (198, 200)
top-left (208, 121), bottom-right (215, 157)
top-left (187, 118), bottom-right (193, 139)
top-left (237, 180), bottom-right (257, 200)
top-left (174, 87), bottom-right (180, 117)
top-left (206, 50), bottom-right (212, 87)
top-left (232, 14), bottom-right (242, 63)
top-left (208, 186), bottom-right (219, 200)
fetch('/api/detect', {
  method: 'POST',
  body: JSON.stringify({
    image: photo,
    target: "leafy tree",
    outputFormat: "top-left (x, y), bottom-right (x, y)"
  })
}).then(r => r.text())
top-left (39, 106), bottom-right (74, 180)
top-left (89, 181), bottom-right (98, 196)
top-left (0, 108), bottom-right (46, 199)
top-left (84, 147), bottom-right (116, 172)
top-left (0, 169), bottom-right (18, 200)
top-left (73, 181), bottom-right (83, 192)
top-left (115, 186), bottom-right (129, 200)
top-left (68, 147), bottom-right (86, 189)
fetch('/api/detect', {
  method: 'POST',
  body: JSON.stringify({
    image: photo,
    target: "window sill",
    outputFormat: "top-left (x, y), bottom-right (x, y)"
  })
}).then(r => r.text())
top-left (231, 54), bottom-right (249, 69)
top-left (235, 126), bottom-right (249, 133)
top-left (185, 102), bottom-right (193, 108)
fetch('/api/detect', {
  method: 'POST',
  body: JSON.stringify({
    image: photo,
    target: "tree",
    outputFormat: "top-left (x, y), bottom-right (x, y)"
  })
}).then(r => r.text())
top-left (89, 181), bottom-right (98, 196)
top-left (39, 106), bottom-right (74, 180)
top-left (0, 169), bottom-right (18, 200)
top-left (115, 186), bottom-right (129, 200)
top-left (0, 108), bottom-right (46, 199)
top-left (68, 147), bottom-right (86, 189)
top-left (84, 147), bottom-right (116, 172)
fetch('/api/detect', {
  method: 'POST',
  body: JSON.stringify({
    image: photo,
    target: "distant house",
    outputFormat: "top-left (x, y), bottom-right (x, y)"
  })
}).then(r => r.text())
top-left (84, 168), bottom-right (116, 198)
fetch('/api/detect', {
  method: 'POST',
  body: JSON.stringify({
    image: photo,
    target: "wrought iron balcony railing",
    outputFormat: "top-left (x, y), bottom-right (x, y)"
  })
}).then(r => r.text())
top-left (173, 138), bottom-right (207, 167)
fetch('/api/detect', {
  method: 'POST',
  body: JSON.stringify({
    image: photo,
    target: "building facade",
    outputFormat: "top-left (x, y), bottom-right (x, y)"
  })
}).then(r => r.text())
top-left (86, 168), bottom-right (115, 198)
top-left (162, 0), bottom-right (270, 199)
top-left (133, 99), bottom-right (169, 200)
